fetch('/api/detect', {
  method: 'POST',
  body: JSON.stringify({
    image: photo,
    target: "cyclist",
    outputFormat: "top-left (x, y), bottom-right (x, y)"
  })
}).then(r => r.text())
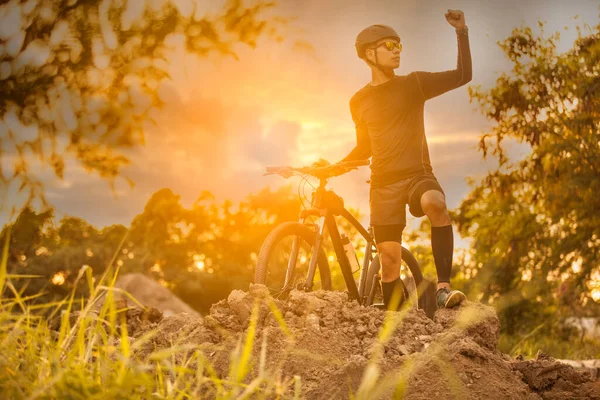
top-left (317, 10), bottom-right (471, 310)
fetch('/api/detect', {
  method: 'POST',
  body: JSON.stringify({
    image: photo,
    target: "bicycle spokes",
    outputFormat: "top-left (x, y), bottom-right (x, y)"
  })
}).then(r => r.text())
top-left (265, 234), bottom-right (324, 298)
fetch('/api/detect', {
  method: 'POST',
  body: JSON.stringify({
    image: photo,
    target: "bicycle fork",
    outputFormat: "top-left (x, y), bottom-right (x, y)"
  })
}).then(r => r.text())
top-left (282, 216), bottom-right (326, 292)
top-left (303, 216), bottom-right (326, 291)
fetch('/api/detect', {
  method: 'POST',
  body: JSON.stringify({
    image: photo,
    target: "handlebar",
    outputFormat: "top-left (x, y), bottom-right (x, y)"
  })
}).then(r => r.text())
top-left (265, 159), bottom-right (370, 180)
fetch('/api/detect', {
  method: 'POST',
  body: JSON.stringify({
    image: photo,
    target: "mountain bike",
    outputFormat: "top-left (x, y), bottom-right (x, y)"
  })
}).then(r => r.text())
top-left (254, 160), bottom-right (436, 317)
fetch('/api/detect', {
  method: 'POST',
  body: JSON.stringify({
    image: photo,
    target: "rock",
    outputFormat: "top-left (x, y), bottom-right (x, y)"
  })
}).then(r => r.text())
top-left (227, 290), bottom-right (252, 324)
top-left (288, 290), bottom-right (328, 315)
top-left (397, 344), bottom-right (410, 355)
top-left (512, 352), bottom-right (592, 392)
top-left (249, 283), bottom-right (271, 298)
top-left (306, 313), bottom-right (321, 331)
top-left (435, 300), bottom-right (500, 350)
top-left (110, 273), bottom-right (200, 317)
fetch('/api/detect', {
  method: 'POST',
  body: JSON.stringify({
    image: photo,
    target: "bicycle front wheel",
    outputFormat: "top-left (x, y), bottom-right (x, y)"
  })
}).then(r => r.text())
top-left (255, 222), bottom-right (332, 298)
top-left (364, 248), bottom-right (422, 309)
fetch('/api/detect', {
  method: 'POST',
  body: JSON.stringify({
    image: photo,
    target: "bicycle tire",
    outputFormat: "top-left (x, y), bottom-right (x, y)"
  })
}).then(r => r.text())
top-left (364, 248), bottom-right (434, 317)
top-left (255, 222), bottom-right (332, 296)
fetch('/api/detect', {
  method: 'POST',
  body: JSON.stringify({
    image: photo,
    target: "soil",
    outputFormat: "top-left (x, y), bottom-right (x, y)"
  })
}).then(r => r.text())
top-left (122, 284), bottom-right (599, 399)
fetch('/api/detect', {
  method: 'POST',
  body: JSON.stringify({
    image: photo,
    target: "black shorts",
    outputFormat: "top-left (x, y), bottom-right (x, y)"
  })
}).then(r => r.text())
top-left (369, 172), bottom-right (444, 243)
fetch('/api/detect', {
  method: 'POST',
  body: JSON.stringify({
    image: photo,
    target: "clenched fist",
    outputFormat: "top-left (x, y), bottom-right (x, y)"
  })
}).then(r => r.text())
top-left (445, 9), bottom-right (466, 29)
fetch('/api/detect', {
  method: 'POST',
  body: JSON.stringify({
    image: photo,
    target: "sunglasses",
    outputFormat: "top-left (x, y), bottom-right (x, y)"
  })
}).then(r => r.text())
top-left (376, 41), bottom-right (402, 52)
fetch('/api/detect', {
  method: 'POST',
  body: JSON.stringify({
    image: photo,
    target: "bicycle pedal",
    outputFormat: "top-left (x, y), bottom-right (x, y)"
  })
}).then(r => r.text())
top-left (371, 302), bottom-right (386, 310)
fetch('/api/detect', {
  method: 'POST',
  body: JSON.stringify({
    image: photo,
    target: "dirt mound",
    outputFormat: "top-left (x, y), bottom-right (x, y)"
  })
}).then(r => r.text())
top-left (113, 273), bottom-right (200, 317)
top-left (513, 352), bottom-right (600, 399)
top-left (129, 285), bottom-right (599, 399)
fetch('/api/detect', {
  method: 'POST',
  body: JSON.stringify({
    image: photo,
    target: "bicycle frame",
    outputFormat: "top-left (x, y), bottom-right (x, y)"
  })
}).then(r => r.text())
top-left (284, 178), bottom-right (377, 305)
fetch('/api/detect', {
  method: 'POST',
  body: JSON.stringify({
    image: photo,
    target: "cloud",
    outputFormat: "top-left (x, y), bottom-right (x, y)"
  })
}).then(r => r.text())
top-left (38, 89), bottom-right (304, 226)
top-left (245, 120), bottom-right (302, 166)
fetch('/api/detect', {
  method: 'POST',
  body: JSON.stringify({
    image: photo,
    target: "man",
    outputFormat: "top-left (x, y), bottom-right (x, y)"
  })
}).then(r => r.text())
top-left (321, 10), bottom-right (472, 310)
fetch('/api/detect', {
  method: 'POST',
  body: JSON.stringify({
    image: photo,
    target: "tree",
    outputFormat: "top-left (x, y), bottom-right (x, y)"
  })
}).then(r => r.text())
top-left (455, 16), bottom-right (600, 337)
top-left (0, 0), bottom-right (290, 208)
top-left (0, 207), bottom-right (128, 305)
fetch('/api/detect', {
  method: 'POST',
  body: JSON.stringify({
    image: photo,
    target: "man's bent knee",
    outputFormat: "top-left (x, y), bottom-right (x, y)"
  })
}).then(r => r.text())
top-left (421, 190), bottom-right (451, 225)
top-left (421, 190), bottom-right (447, 214)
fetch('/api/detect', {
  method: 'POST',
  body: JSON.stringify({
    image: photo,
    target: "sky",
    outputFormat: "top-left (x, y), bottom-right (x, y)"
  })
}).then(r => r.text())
top-left (3, 0), bottom-right (600, 238)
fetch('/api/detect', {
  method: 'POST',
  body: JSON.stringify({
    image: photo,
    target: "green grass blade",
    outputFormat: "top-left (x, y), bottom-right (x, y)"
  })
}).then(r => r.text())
top-left (0, 226), bottom-right (10, 297)
top-left (235, 300), bottom-right (260, 383)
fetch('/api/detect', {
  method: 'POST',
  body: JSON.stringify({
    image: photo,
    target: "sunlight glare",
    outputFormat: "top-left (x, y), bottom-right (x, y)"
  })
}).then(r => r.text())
top-left (35, 246), bottom-right (49, 256)
top-left (52, 272), bottom-right (66, 285)
top-left (571, 257), bottom-right (582, 274)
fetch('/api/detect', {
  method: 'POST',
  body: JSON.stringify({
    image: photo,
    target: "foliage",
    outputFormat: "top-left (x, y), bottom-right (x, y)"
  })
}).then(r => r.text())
top-left (0, 0), bottom-right (289, 208)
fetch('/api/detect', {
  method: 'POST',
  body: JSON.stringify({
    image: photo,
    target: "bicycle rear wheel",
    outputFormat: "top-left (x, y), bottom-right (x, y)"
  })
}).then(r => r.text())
top-left (255, 222), bottom-right (332, 298)
top-left (364, 248), bottom-right (433, 316)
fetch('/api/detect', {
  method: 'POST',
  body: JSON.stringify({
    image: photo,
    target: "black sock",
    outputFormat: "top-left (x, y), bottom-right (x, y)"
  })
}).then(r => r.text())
top-left (432, 225), bottom-right (453, 284)
top-left (381, 278), bottom-right (403, 310)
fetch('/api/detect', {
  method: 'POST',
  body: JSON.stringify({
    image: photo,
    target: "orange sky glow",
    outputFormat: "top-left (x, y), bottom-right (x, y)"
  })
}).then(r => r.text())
top-left (3, 0), bottom-right (599, 242)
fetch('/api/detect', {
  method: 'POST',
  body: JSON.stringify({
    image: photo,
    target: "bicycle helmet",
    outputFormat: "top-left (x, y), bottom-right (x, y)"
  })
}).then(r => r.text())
top-left (355, 24), bottom-right (400, 60)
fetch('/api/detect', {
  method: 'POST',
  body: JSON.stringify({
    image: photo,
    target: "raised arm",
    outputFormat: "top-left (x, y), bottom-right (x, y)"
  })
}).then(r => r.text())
top-left (340, 100), bottom-right (371, 162)
top-left (414, 10), bottom-right (472, 101)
